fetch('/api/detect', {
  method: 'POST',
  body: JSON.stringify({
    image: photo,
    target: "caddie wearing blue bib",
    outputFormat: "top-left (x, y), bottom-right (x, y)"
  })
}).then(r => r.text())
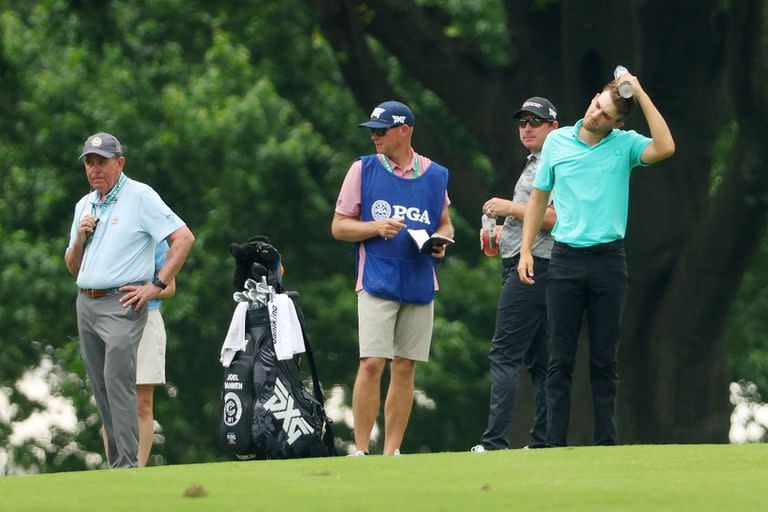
top-left (518, 73), bottom-right (675, 447)
top-left (359, 155), bottom-right (447, 304)
top-left (65, 132), bottom-right (195, 468)
top-left (332, 101), bottom-right (454, 456)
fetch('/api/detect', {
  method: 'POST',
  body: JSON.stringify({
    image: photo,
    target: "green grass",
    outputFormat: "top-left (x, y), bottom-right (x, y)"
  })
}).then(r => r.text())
top-left (1, 445), bottom-right (766, 511)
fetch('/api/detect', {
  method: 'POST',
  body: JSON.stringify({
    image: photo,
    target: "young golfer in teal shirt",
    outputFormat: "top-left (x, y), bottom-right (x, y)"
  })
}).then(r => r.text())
top-left (518, 72), bottom-right (675, 447)
top-left (534, 119), bottom-right (652, 247)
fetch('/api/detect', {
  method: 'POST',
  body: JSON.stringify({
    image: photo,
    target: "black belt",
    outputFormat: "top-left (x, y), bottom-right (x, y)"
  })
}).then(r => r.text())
top-left (502, 255), bottom-right (520, 267)
top-left (554, 239), bottom-right (624, 254)
top-left (502, 254), bottom-right (549, 267)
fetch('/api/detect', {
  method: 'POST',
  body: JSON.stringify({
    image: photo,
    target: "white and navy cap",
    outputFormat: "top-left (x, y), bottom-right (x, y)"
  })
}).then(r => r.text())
top-left (358, 101), bottom-right (415, 128)
top-left (512, 97), bottom-right (557, 121)
top-left (79, 132), bottom-right (123, 159)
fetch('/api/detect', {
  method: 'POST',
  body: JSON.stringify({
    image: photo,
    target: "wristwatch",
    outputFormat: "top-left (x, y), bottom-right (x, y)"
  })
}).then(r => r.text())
top-left (152, 277), bottom-right (168, 290)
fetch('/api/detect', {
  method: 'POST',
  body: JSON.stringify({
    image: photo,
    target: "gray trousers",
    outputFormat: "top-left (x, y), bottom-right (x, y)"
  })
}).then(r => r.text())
top-left (76, 292), bottom-right (147, 468)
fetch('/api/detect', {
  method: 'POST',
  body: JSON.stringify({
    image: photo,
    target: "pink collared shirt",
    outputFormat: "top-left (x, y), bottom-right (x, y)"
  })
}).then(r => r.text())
top-left (335, 150), bottom-right (450, 291)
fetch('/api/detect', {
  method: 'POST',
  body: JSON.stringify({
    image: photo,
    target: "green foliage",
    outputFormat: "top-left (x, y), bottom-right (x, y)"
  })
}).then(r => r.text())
top-left (724, 233), bottom-right (768, 393)
top-left (416, 0), bottom-right (510, 66)
top-left (711, 120), bottom-right (768, 393)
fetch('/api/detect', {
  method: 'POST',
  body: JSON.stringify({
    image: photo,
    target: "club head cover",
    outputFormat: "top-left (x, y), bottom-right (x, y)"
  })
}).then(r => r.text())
top-left (230, 235), bottom-right (283, 291)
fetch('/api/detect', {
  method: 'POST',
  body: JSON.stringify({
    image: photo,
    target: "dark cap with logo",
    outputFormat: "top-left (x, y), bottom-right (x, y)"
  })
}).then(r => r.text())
top-left (79, 132), bottom-right (123, 159)
top-left (358, 101), bottom-right (415, 129)
top-left (512, 97), bottom-right (557, 121)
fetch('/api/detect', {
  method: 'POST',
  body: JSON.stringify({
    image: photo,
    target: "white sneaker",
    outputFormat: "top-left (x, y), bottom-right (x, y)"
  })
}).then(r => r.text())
top-left (349, 450), bottom-right (367, 457)
top-left (393, 449), bottom-right (401, 456)
top-left (522, 445), bottom-right (530, 450)
top-left (470, 444), bottom-right (487, 453)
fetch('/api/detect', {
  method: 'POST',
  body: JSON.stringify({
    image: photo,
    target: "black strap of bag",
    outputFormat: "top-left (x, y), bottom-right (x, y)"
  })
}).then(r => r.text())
top-left (292, 305), bottom-right (338, 456)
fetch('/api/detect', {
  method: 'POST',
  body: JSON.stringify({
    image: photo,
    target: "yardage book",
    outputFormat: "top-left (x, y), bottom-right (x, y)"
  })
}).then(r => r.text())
top-left (407, 229), bottom-right (455, 254)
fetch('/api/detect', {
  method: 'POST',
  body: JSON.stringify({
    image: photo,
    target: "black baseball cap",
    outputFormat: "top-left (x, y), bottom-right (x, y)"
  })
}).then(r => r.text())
top-left (512, 97), bottom-right (557, 121)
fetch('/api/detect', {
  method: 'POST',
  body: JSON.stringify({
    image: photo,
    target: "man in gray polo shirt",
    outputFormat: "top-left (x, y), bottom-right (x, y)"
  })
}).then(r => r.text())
top-left (471, 97), bottom-right (558, 452)
top-left (65, 132), bottom-right (195, 468)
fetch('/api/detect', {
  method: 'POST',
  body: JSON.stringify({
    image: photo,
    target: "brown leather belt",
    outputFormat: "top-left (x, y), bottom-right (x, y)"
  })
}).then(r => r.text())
top-left (80, 287), bottom-right (122, 298)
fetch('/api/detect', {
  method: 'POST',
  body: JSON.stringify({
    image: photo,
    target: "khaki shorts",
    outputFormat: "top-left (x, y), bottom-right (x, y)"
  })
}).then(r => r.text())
top-left (136, 309), bottom-right (166, 385)
top-left (357, 290), bottom-right (434, 362)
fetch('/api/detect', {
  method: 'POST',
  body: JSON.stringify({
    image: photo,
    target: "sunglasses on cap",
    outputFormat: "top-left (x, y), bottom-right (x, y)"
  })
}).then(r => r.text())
top-left (518, 118), bottom-right (548, 128)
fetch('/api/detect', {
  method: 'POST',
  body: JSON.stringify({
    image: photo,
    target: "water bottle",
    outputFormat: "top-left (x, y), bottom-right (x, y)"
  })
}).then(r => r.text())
top-left (481, 214), bottom-right (499, 257)
top-left (613, 65), bottom-right (634, 99)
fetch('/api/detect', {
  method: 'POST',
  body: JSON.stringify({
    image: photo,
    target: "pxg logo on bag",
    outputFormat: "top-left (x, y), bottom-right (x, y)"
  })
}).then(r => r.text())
top-left (264, 377), bottom-right (314, 445)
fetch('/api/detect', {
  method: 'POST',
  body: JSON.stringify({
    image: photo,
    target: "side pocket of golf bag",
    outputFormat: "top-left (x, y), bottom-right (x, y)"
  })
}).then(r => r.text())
top-left (218, 335), bottom-right (257, 459)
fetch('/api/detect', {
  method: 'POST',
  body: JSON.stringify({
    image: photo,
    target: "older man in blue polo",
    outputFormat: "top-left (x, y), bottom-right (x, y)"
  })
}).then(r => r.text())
top-left (65, 132), bottom-right (195, 468)
top-left (332, 101), bottom-right (454, 455)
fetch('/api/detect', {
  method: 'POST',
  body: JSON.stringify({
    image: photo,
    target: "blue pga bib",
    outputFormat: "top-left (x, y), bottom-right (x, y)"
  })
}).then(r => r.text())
top-left (359, 155), bottom-right (448, 304)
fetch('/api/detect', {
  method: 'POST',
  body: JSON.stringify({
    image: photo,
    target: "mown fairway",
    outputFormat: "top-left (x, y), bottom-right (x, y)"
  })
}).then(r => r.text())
top-left (1, 444), bottom-right (766, 511)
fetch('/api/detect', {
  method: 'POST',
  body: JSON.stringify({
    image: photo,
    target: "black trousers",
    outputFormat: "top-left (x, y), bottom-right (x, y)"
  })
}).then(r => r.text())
top-left (480, 256), bottom-right (549, 449)
top-left (545, 240), bottom-right (628, 447)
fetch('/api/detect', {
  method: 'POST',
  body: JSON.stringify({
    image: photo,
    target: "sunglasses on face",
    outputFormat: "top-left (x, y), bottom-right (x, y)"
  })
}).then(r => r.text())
top-left (518, 118), bottom-right (547, 128)
top-left (369, 127), bottom-right (391, 136)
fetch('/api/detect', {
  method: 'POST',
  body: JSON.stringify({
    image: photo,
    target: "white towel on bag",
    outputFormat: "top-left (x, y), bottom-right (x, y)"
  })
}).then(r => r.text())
top-left (220, 301), bottom-right (249, 367)
top-left (269, 294), bottom-right (306, 360)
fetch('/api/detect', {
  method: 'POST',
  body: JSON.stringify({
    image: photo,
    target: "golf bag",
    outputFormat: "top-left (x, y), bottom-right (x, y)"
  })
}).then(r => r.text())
top-left (218, 236), bottom-right (337, 459)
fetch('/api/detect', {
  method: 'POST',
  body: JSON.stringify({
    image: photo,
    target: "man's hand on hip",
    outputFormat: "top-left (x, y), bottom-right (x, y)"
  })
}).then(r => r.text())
top-left (119, 283), bottom-right (161, 311)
